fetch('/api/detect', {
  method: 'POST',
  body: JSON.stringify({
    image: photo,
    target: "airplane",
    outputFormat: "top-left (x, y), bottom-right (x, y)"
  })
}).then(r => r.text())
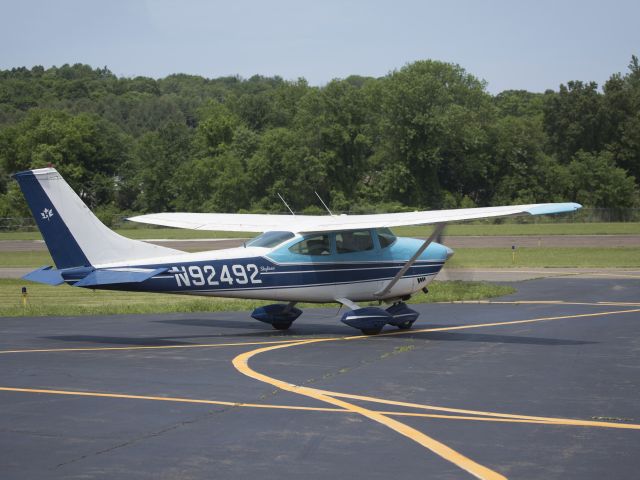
top-left (13, 167), bottom-right (581, 335)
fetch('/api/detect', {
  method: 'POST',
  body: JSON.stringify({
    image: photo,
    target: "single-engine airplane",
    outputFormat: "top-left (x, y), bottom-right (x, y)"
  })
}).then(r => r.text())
top-left (14, 167), bottom-right (581, 334)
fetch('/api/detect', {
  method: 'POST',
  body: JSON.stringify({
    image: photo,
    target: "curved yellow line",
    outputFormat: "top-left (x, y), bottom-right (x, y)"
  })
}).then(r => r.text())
top-left (232, 341), bottom-right (507, 480)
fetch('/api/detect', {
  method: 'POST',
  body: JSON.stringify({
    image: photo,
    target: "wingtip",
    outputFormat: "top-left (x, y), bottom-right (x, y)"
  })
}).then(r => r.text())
top-left (526, 202), bottom-right (583, 216)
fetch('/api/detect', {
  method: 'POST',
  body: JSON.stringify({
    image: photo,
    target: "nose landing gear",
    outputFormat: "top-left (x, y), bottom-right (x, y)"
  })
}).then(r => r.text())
top-left (386, 302), bottom-right (419, 330)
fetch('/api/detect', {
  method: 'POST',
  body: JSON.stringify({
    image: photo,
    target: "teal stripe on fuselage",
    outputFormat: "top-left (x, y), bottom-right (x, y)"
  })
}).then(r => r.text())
top-left (267, 236), bottom-right (451, 265)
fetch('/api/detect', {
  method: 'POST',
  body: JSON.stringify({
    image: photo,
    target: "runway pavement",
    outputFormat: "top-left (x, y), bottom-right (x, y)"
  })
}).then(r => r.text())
top-left (1, 276), bottom-right (639, 479)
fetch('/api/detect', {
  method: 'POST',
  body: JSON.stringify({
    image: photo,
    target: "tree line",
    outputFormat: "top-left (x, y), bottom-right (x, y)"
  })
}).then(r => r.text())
top-left (0, 58), bottom-right (638, 223)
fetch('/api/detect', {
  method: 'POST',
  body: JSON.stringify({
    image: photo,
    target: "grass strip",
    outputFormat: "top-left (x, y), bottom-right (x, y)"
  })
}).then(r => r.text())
top-left (0, 279), bottom-right (513, 318)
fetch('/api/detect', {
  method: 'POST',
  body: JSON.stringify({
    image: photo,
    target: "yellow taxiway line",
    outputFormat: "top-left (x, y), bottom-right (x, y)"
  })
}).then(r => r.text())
top-left (1, 385), bottom-right (637, 430)
top-left (0, 386), bottom-right (341, 412)
top-left (447, 269), bottom-right (640, 279)
top-left (233, 341), bottom-right (508, 480)
top-left (0, 338), bottom-right (309, 355)
top-left (453, 300), bottom-right (640, 307)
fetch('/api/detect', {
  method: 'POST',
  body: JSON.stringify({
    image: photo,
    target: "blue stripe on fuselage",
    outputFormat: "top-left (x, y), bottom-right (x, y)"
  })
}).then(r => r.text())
top-left (85, 257), bottom-right (444, 294)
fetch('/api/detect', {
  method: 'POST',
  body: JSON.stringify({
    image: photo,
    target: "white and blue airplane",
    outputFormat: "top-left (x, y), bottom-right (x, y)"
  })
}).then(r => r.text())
top-left (14, 167), bottom-right (581, 334)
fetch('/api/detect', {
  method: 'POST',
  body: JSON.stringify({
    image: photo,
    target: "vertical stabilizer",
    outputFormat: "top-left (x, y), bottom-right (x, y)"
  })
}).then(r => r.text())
top-left (13, 168), bottom-right (182, 268)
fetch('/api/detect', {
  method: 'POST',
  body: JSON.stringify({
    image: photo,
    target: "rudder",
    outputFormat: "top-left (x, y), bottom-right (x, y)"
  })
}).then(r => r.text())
top-left (13, 168), bottom-right (181, 269)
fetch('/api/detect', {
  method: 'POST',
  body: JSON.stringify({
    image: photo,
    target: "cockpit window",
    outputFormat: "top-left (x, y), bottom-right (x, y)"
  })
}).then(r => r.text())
top-left (336, 230), bottom-right (374, 253)
top-left (246, 231), bottom-right (295, 248)
top-left (377, 227), bottom-right (397, 248)
top-left (289, 234), bottom-right (331, 255)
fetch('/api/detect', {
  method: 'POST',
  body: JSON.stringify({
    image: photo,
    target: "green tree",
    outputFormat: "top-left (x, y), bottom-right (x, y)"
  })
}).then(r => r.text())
top-left (374, 60), bottom-right (494, 207)
top-left (246, 127), bottom-right (324, 211)
top-left (567, 151), bottom-right (638, 208)
top-left (0, 109), bottom-right (129, 207)
top-left (293, 79), bottom-right (375, 207)
top-left (603, 55), bottom-right (640, 182)
top-left (543, 81), bottom-right (605, 162)
top-left (128, 121), bottom-right (191, 212)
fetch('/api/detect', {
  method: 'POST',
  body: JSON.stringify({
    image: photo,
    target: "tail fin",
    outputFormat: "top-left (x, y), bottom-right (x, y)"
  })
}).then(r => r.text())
top-left (13, 168), bottom-right (182, 269)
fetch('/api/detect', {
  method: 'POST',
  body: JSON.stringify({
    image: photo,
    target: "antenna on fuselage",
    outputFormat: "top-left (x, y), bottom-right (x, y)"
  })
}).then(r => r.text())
top-left (314, 191), bottom-right (334, 216)
top-left (277, 193), bottom-right (295, 216)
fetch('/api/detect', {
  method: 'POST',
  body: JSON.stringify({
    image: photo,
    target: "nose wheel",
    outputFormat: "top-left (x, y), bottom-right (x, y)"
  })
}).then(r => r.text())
top-left (396, 320), bottom-right (414, 330)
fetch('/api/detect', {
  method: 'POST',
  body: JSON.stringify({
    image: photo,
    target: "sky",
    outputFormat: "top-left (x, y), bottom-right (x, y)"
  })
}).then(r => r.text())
top-left (1, 0), bottom-right (639, 94)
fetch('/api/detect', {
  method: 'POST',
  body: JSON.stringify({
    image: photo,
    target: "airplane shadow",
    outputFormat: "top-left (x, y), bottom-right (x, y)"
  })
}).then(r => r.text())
top-left (154, 318), bottom-right (349, 336)
top-left (42, 321), bottom-right (596, 348)
top-left (41, 335), bottom-right (214, 346)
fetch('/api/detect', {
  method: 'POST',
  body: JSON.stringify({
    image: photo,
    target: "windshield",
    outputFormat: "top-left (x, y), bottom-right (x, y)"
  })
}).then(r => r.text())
top-left (245, 231), bottom-right (295, 248)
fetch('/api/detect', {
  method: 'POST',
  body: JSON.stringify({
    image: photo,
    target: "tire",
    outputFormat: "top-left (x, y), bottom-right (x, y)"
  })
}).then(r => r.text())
top-left (397, 321), bottom-right (414, 330)
top-left (361, 327), bottom-right (383, 335)
top-left (271, 322), bottom-right (293, 330)
top-left (272, 322), bottom-right (292, 331)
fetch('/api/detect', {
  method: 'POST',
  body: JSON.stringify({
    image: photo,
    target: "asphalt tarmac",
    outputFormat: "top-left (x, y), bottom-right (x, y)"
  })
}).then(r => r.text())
top-left (1, 276), bottom-right (639, 479)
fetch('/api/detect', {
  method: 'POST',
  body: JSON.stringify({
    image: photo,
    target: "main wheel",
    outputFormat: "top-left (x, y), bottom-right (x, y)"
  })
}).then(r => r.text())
top-left (360, 327), bottom-right (383, 335)
top-left (397, 321), bottom-right (414, 330)
top-left (272, 322), bottom-right (293, 331)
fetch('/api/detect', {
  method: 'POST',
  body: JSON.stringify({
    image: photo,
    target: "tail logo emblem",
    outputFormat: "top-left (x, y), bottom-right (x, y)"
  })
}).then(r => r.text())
top-left (40, 208), bottom-right (55, 221)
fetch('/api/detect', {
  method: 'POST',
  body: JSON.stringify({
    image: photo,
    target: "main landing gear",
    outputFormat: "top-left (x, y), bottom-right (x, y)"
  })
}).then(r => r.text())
top-left (251, 302), bottom-right (302, 330)
top-left (340, 302), bottom-right (419, 335)
top-left (251, 300), bottom-right (419, 335)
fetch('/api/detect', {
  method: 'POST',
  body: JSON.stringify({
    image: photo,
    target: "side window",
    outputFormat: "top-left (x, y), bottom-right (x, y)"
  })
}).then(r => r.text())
top-left (377, 227), bottom-right (397, 248)
top-left (336, 230), bottom-right (374, 253)
top-left (289, 234), bottom-right (331, 255)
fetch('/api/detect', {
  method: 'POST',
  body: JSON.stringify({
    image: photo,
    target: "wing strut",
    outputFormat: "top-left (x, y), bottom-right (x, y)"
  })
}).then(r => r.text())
top-left (374, 223), bottom-right (446, 299)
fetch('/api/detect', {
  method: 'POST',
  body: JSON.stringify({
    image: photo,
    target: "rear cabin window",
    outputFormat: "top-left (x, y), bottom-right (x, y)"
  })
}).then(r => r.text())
top-left (246, 231), bottom-right (295, 248)
top-left (377, 228), bottom-right (397, 248)
top-left (289, 234), bottom-right (331, 255)
top-left (336, 230), bottom-right (374, 253)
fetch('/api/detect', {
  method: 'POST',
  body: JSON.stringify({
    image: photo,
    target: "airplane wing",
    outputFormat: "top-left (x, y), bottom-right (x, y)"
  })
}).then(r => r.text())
top-left (128, 202), bottom-right (581, 233)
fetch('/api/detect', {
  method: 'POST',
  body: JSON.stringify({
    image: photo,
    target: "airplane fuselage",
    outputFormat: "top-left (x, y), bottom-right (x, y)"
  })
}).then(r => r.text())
top-left (80, 233), bottom-right (452, 303)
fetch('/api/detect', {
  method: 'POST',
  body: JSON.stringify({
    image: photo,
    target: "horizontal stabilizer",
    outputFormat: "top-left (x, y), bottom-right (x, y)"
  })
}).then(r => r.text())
top-left (73, 267), bottom-right (169, 287)
top-left (22, 266), bottom-right (65, 286)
